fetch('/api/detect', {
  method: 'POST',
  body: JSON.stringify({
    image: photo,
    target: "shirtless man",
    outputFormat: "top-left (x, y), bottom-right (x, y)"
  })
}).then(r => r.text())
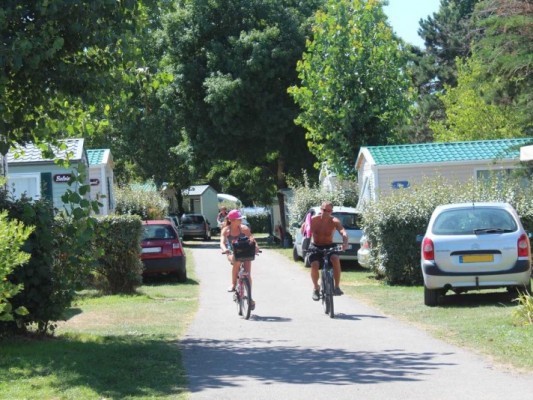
top-left (307, 201), bottom-right (349, 301)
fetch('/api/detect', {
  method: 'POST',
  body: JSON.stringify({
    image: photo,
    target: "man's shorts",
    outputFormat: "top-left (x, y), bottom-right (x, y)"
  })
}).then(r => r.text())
top-left (307, 243), bottom-right (337, 266)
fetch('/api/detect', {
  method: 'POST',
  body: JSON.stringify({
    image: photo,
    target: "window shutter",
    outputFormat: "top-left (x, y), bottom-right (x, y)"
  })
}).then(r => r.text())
top-left (41, 172), bottom-right (53, 201)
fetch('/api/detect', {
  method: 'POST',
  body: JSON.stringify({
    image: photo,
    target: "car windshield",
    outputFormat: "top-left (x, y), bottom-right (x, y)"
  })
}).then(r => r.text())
top-left (181, 215), bottom-right (204, 224)
top-left (333, 212), bottom-right (361, 230)
top-left (142, 225), bottom-right (176, 240)
top-left (432, 208), bottom-right (517, 235)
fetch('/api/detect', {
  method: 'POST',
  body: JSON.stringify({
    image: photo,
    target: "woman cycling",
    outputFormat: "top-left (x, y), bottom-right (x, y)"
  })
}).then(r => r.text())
top-left (220, 209), bottom-right (259, 292)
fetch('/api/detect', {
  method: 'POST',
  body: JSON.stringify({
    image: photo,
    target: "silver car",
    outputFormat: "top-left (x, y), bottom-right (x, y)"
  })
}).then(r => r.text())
top-left (420, 202), bottom-right (532, 306)
top-left (292, 206), bottom-right (363, 264)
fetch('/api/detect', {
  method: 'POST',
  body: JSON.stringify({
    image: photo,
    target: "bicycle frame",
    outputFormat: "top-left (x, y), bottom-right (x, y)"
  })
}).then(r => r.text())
top-left (234, 262), bottom-right (252, 320)
top-left (310, 245), bottom-right (343, 319)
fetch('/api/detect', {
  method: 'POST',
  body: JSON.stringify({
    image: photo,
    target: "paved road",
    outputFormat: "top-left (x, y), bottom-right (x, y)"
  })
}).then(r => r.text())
top-left (181, 242), bottom-right (533, 399)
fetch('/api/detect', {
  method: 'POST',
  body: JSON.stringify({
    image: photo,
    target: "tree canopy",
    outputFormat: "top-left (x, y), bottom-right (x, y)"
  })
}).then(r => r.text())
top-left (289, 0), bottom-right (412, 176)
top-left (160, 0), bottom-right (322, 204)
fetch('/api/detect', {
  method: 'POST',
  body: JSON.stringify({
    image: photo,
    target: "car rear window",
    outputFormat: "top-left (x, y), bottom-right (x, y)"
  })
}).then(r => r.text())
top-left (181, 215), bottom-right (205, 224)
top-left (333, 212), bottom-right (361, 230)
top-left (142, 225), bottom-right (176, 240)
top-left (432, 208), bottom-right (517, 235)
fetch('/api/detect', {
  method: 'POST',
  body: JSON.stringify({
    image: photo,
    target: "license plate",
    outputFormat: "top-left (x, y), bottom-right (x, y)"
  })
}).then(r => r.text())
top-left (460, 254), bottom-right (494, 263)
top-left (142, 247), bottom-right (161, 254)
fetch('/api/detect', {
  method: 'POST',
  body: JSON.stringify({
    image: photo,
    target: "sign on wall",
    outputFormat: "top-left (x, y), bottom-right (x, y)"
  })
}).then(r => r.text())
top-left (54, 174), bottom-right (72, 183)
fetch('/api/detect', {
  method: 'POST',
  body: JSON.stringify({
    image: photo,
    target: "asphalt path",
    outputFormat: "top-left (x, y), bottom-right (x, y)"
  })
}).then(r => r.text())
top-left (181, 241), bottom-right (533, 399)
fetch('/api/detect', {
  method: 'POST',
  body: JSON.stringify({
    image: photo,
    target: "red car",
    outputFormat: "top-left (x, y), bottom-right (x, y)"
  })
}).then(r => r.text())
top-left (140, 220), bottom-right (187, 282)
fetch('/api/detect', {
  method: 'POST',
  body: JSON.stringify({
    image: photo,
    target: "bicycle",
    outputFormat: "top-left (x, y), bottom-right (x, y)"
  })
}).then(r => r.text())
top-left (308, 244), bottom-right (344, 319)
top-left (222, 250), bottom-right (261, 320)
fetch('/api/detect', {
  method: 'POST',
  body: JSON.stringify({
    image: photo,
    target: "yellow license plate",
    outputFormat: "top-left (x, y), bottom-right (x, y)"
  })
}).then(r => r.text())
top-left (460, 254), bottom-right (494, 263)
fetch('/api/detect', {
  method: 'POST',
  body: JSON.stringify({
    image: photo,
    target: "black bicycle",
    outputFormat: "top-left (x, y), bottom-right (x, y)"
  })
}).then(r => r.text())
top-left (308, 245), bottom-right (344, 318)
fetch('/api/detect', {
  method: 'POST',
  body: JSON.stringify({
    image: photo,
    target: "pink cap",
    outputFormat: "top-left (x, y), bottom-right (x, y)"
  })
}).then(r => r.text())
top-left (227, 209), bottom-right (242, 220)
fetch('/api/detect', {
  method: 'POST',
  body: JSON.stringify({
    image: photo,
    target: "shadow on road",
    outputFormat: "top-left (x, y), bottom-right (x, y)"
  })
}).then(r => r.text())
top-left (182, 337), bottom-right (456, 391)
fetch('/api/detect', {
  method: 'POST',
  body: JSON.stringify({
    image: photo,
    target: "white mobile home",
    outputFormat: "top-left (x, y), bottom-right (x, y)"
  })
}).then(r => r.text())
top-left (6, 138), bottom-right (90, 211)
top-left (356, 138), bottom-right (532, 208)
top-left (182, 185), bottom-right (219, 227)
top-left (87, 149), bottom-right (115, 215)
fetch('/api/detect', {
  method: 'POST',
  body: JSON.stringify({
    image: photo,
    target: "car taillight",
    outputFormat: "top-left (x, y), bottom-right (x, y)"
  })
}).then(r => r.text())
top-left (422, 237), bottom-right (434, 261)
top-left (517, 233), bottom-right (530, 258)
top-left (172, 241), bottom-right (184, 257)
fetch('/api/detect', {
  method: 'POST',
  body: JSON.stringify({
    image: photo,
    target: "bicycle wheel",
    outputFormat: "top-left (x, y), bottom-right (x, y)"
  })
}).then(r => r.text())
top-left (321, 270), bottom-right (330, 315)
top-left (240, 277), bottom-right (252, 320)
top-left (324, 269), bottom-right (335, 318)
top-left (327, 270), bottom-right (335, 318)
top-left (235, 283), bottom-right (243, 316)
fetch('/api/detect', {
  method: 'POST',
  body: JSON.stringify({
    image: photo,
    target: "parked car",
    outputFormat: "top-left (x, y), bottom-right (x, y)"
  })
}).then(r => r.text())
top-left (181, 213), bottom-right (212, 240)
top-left (140, 220), bottom-right (187, 282)
top-left (292, 206), bottom-right (363, 265)
top-left (165, 215), bottom-right (184, 240)
top-left (419, 202), bottom-right (532, 307)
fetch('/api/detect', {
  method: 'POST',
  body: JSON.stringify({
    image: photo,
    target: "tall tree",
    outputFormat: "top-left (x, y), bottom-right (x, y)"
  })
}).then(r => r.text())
top-left (472, 0), bottom-right (533, 134)
top-left (404, 0), bottom-right (480, 142)
top-left (289, 0), bottom-right (411, 177)
top-left (162, 0), bottom-right (322, 206)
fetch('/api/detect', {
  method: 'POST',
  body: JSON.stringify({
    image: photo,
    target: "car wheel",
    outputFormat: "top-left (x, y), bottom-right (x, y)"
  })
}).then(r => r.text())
top-left (424, 285), bottom-right (440, 307)
top-left (175, 268), bottom-right (187, 283)
top-left (292, 246), bottom-right (300, 261)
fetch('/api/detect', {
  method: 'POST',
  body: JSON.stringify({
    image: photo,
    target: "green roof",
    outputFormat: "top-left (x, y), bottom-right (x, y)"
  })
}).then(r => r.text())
top-left (86, 149), bottom-right (107, 165)
top-left (366, 138), bottom-right (532, 166)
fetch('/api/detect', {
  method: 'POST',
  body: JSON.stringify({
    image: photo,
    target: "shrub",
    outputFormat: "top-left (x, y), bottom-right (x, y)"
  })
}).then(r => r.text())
top-left (513, 292), bottom-right (533, 326)
top-left (361, 175), bottom-right (533, 285)
top-left (287, 170), bottom-right (358, 228)
top-left (244, 212), bottom-right (271, 233)
top-left (93, 215), bottom-right (143, 294)
top-left (0, 210), bottom-right (33, 323)
top-left (114, 180), bottom-right (168, 219)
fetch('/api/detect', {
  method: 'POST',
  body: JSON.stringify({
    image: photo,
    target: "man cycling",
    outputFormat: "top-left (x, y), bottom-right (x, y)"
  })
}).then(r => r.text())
top-left (307, 201), bottom-right (349, 301)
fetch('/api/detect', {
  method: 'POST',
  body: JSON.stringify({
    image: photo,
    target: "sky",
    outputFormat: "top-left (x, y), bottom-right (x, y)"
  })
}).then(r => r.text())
top-left (383, 0), bottom-right (441, 47)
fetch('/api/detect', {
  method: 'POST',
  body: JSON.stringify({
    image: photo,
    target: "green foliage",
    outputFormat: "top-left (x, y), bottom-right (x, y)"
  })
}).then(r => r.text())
top-left (0, 211), bottom-right (32, 323)
top-left (0, 193), bottom-right (61, 335)
top-left (431, 55), bottom-right (525, 141)
top-left (92, 215), bottom-right (143, 294)
top-left (1, 0), bottom-right (144, 148)
top-left (513, 292), bottom-right (533, 326)
top-left (361, 174), bottom-right (533, 285)
top-left (289, 0), bottom-right (412, 176)
top-left (286, 170), bottom-right (358, 227)
top-left (114, 181), bottom-right (169, 220)
top-left (243, 212), bottom-right (271, 234)
top-left (472, 0), bottom-right (533, 132)
top-left (162, 0), bottom-right (321, 202)
top-left (405, 0), bottom-right (480, 142)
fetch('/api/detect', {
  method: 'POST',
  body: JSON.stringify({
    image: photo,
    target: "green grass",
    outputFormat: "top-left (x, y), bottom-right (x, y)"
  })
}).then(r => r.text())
top-left (0, 248), bottom-right (199, 400)
top-left (274, 244), bottom-right (533, 373)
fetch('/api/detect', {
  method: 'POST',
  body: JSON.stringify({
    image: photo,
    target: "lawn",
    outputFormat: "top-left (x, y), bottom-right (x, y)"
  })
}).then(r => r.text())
top-left (275, 245), bottom-right (533, 373)
top-left (0, 248), bottom-right (199, 400)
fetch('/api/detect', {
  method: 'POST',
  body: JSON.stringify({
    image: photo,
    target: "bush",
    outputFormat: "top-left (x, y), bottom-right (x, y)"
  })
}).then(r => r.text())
top-left (513, 292), bottom-right (533, 326)
top-left (114, 181), bottom-right (168, 219)
top-left (0, 194), bottom-right (67, 335)
top-left (0, 210), bottom-right (33, 323)
top-left (287, 170), bottom-right (358, 228)
top-left (93, 215), bottom-right (144, 294)
top-left (361, 175), bottom-right (533, 285)
top-left (244, 212), bottom-right (271, 233)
